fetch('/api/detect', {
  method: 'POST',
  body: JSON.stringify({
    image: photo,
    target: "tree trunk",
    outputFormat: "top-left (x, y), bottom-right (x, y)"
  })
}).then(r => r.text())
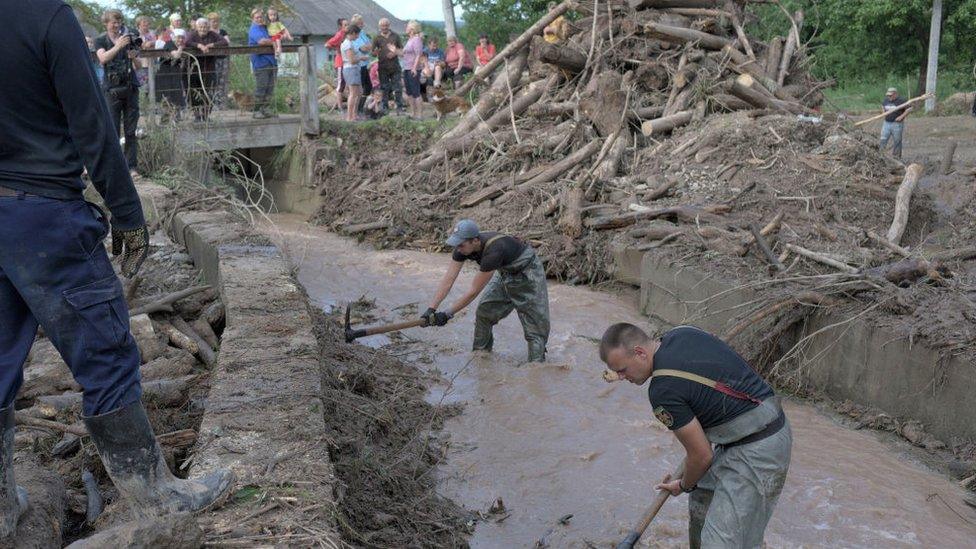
top-left (557, 186), bottom-right (585, 237)
top-left (640, 110), bottom-right (694, 136)
top-left (776, 10), bottom-right (804, 86)
top-left (442, 0), bottom-right (458, 40)
top-left (764, 36), bottom-right (784, 80)
top-left (730, 74), bottom-right (805, 114)
top-left (586, 204), bottom-right (729, 230)
top-left (643, 22), bottom-right (732, 50)
top-left (141, 349), bottom-right (197, 381)
top-left (887, 163), bottom-right (924, 245)
top-left (924, 0), bottom-right (942, 112)
top-left (518, 139), bottom-right (603, 188)
top-left (536, 36), bottom-right (587, 73)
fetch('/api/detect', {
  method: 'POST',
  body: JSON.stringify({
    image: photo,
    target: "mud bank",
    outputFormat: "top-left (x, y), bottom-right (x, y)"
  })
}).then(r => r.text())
top-left (269, 216), bottom-right (976, 548)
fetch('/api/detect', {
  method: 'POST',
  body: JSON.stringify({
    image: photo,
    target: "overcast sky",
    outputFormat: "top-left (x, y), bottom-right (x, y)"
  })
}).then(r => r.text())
top-left (375, 0), bottom-right (461, 22)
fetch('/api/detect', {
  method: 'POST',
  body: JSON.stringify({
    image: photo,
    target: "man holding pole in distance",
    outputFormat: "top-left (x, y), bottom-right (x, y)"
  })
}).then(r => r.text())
top-left (423, 219), bottom-right (550, 363)
top-left (599, 323), bottom-right (792, 548)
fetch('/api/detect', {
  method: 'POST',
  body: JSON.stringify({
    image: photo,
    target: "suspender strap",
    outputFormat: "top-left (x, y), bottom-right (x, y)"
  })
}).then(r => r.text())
top-left (483, 234), bottom-right (505, 250)
top-left (652, 369), bottom-right (763, 405)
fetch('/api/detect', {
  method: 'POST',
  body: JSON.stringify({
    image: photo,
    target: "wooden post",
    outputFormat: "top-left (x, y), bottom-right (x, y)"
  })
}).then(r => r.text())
top-left (299, 45), bottom-right (320, 136)
top-left (924, 0), bottom-right (942, 113)
top-left (147, 60), bottom-right (157, 124)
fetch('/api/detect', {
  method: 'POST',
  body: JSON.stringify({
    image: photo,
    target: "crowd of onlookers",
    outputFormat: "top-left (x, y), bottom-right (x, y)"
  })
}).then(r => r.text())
top-left (325, 16), bottom-right (497, 121)
top-left (86, 5), bottom-right (291, 163)
top-left (84, 7), bottom-right (504, 167)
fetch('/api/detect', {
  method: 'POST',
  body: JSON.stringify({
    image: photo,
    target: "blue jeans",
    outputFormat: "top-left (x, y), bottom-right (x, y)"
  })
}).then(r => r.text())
top-left (0, 191), bottom-right (142, 415)
top-left (879, 121), bottom-right (904, 159)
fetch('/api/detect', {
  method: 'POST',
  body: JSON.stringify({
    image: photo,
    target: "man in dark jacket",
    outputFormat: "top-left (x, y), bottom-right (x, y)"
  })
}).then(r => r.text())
top-left (0, 0), bottom-right (233, 537)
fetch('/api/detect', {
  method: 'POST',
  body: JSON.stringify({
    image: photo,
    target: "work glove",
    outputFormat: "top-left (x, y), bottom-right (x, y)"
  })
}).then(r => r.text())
top-left (111, 225), bottom-right (150, 278)
top-left (433, 310), bottom-right (453, 326)
top-left (421, 307), bottom-right (436, 326)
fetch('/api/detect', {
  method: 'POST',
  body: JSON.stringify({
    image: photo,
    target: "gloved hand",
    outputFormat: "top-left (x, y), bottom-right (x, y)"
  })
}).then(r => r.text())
top-left (111, 225), bottom-right (150, 278)
top-left (433, 310), bottom-right (453, 326)
top-left (421, 307), bottom-right (436, 326)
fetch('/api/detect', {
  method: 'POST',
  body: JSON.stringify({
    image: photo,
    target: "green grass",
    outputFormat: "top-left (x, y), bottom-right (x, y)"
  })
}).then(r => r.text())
top-left (822, 73), bottom-right (973, 114)
top-left (318, 115), bottom-right (452, 139)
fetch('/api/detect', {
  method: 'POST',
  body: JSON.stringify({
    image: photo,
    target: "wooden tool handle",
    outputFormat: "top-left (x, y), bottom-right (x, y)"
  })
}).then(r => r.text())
top-left (362, 318), bottom-right (429, 336)
top-left (616, 460), bottom-right (686, 549)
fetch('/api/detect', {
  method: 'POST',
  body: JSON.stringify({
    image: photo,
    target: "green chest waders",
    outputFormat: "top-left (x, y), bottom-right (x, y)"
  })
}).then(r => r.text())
top-left (471, 241), bottom-right (550, 362)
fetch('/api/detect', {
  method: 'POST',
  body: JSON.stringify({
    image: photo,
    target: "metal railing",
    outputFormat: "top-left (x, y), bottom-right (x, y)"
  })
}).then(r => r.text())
top-left (138, 44), bottom-right (319, 135)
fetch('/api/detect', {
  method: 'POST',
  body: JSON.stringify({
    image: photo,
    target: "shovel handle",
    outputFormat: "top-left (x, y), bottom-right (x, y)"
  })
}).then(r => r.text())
top-left (616, 460), bottom-right (685, 548)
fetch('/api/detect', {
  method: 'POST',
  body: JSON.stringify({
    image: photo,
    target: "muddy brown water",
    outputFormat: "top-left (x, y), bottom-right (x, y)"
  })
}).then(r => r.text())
top-left (268, 215), bottom-right (976, 548)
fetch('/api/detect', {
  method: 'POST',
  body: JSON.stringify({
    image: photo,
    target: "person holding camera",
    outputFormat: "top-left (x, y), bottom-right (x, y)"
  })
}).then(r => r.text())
top-left (95, 9), bottom-right (140, 176)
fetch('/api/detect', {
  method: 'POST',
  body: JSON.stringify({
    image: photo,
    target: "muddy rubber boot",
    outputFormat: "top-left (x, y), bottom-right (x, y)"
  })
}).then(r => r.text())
top-left (84, 401), bottom-right (234, 518)
top-left (0, 406), bottom-right (28, 538)
top-left (525, 340), bottom-right (546, 363)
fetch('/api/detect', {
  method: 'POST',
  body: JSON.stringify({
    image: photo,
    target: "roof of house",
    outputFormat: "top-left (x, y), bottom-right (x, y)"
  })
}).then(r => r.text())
top-left (281, 0), bottom-right (407, 36)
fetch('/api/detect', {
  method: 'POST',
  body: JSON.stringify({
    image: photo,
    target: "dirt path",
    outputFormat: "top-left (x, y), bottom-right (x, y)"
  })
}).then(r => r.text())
top-left (860, 114), bottom-right (976, 168)
top-left (268, 215), bottom-right (976, 548)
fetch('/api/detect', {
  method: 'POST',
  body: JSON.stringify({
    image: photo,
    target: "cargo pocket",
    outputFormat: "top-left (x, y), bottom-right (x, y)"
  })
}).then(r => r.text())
top-left (78, 201), bottom-right (111, 257)
top-left (63, 275), bottom-right (129, 354)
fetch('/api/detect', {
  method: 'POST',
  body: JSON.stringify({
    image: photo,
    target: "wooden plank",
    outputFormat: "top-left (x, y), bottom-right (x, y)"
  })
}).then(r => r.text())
top-left (137, 44), bottom-right (300, 59)
top-left (299, 45), bottom-right (320, 136)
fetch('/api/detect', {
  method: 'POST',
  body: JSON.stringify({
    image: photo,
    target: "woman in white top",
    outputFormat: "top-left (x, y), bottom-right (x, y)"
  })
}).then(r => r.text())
top-left (341, 25), bottom-right (367, 121)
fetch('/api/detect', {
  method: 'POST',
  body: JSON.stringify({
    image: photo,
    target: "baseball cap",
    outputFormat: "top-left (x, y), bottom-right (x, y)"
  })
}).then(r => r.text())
top-left (446, 219), bottom-right (479, 247)
top-left (886, 87), bottom-right (897, 94)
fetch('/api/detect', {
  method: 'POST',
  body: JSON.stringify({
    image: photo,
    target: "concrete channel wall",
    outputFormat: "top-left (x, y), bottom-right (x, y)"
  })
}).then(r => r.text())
top-left (615, 245), bottom-right (976, 444)
top-left (137, 183), bottom-right (341, 540)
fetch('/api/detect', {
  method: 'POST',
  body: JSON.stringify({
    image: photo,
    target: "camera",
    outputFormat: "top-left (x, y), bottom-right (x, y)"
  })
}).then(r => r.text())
top-left (120, 26), bottom-right (143, 49)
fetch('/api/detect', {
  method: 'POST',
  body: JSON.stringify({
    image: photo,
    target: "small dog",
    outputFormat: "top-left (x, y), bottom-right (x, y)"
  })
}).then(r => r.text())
top-left (430, 88), bottom-right (471, 120)
top-left (228, 90), bottom-right (255, 113)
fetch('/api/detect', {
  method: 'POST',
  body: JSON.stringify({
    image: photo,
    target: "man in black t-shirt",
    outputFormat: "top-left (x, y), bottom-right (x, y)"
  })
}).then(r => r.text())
top-left (423, 219), bottom-right (550, 362)
top-left (599, 323), bottom-right (792, 548)
top-left (880, 87), bottom-right (910, 159)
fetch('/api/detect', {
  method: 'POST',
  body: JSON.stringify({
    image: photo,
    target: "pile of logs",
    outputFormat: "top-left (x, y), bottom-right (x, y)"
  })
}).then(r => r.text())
top-left (418, 0), bottom-right (818, 210)
top-left (14, 271), bottom-right (224, 541)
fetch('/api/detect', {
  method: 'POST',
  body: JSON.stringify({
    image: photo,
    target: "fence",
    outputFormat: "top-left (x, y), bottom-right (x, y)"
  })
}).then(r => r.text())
top-left (138, 44), bottom-right (319, 135)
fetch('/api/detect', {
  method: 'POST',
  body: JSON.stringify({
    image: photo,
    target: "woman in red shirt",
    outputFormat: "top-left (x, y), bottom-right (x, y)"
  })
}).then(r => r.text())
top-left (475, 35), bottom-right (495, 68)
top-left (325, 18), bottom-right (348, 109)
top-left (442, 36), bottom-right (473, 87)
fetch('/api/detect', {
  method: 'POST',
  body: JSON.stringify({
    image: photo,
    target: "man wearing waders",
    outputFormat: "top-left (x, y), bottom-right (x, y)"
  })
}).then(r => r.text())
top-left (0, 0), bottom-right (232, 538)
top-left (423, 219), bottom-right (550, 362)
top-left (599, 323), bottom-right (792, 548)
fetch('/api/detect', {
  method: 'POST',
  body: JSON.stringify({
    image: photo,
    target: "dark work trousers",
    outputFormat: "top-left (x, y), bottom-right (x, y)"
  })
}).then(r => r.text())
top-left (0, 192), bottom-right (143, 416)
top-left (379, 68), bottom-right (404, 112)
top-left (105, 85), bottom-right (139, 172)
top-left (254, 66), bottom-right (278, 112)
top-left (358, 65), bottom-right (373, 111)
